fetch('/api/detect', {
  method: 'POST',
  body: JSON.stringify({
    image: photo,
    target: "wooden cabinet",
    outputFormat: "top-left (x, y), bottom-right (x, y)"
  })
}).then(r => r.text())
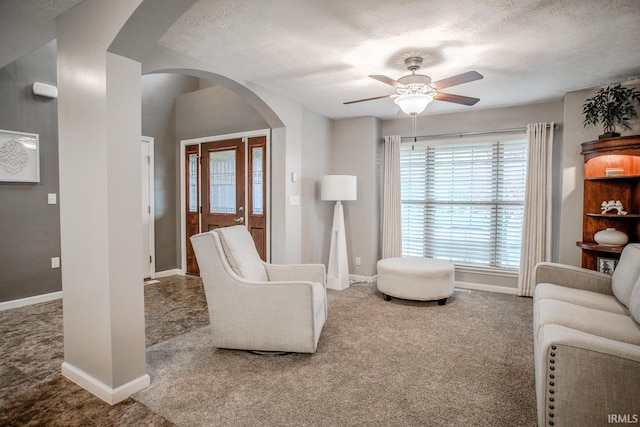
top-left (577, 135), bottom-right (640, 270)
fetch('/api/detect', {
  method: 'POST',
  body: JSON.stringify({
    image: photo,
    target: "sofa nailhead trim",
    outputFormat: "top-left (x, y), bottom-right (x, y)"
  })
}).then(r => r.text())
top-left (547, 347), bottom-right (558, 426)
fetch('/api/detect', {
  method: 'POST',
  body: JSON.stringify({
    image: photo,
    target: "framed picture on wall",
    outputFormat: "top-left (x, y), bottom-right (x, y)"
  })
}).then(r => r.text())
top-left (0, 129), bottom-right (40, 183)
top-left (597, 257), bottom-right (617, 275)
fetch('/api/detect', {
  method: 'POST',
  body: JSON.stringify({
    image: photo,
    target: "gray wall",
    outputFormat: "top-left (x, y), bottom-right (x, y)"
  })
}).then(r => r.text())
top-left (301, 109), bottom-right (334, 265)
top-left (559, 83), bottom-right (640, 266)
top-left (142, 74), bottom-right (270, 272)
top-left (0, 41), bottom-right (61, 302)
top-left (176, 82), bottom-right (269, 141)
top-left (332, 117), bottom-right (383, 276)
top-left (141, 73), bottom-right (200, 272)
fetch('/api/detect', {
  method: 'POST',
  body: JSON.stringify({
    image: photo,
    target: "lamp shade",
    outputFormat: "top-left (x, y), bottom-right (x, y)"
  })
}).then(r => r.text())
top-left (394, 93), bottom-right (434, 116)
top-left (321, 175), bottom-right (357, 201)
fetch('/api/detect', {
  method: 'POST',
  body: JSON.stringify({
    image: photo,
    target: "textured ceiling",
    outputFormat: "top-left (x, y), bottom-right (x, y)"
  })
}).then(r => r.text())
top-left (5, 0), bottom-right (640, 120)
top-left (159, 0), bottom-right (640, 119)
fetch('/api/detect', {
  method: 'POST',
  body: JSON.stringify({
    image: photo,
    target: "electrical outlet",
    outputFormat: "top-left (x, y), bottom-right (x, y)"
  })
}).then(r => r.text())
top-left (355, 257), bottom-right (361, 267)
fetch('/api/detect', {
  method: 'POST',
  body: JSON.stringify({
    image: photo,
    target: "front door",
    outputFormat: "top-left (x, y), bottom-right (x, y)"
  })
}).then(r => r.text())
top-left (185, 144), bottom-right (200, 275)
top-left (247, 136), bottom-right (267, 260)
top-left (201, 138), bottom-right (246, 232)
top-left (184, 136), bottom-right (268, 275)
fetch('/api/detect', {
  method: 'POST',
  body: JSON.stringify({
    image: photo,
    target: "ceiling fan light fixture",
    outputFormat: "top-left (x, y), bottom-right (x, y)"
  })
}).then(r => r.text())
top-left (394, 93), bottom-right (435, 116)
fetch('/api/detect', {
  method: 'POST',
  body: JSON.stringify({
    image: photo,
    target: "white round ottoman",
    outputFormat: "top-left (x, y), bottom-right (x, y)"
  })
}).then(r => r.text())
top-left (376, 257), bottom-right (454, 305)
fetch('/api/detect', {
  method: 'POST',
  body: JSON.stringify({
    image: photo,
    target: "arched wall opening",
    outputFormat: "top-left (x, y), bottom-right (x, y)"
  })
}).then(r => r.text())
top-left (140, 70), bottom-right (284, 272)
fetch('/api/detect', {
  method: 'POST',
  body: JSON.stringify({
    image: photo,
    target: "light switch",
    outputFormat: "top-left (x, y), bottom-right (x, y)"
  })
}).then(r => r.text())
top-left (289, 195), bottom-right (300, 205)
top-left (51, 257), bottom-right (60, 269)
top-left (48, 193), bottom-right (57, 205)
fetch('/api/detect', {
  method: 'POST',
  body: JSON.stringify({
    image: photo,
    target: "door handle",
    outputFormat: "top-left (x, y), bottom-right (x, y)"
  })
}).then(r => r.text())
top-left (234, 217), bottom-right (244, 223)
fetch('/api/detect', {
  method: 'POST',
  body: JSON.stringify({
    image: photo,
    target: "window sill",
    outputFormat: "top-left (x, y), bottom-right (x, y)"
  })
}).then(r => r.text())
top-left (453, 264), bottom-right (519, 278)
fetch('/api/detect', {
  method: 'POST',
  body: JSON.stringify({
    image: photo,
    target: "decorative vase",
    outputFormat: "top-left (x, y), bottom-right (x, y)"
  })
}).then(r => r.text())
top-left (594, 228), bottom-right (628, 246)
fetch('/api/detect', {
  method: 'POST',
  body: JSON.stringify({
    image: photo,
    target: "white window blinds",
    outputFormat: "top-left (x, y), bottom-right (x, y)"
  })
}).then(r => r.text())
top-left (400, 134), bottom-right (527, 270)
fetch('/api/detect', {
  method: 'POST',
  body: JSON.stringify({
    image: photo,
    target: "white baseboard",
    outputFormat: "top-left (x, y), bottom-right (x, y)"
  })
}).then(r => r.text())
top-left (154, 269), bottom-right (184, 278)
top-left (0, 291), bottom-right (63, 311)
top-left (61, 362), bottom-right (150, 405)
top-left (454, 281), bottom-right (519, 295)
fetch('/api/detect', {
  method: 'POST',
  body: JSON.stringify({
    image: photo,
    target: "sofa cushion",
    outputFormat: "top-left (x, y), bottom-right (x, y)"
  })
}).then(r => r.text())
top-left (534, 282), bottom-right (629, 315)
top-left (535, 298), bottom-right (640, 346)
top-left (215, 226), bottom-right (268, 282)
top-left (612, 243), bottom-right (640, 308)
top-left (629, 275), bottom-right (640, 323)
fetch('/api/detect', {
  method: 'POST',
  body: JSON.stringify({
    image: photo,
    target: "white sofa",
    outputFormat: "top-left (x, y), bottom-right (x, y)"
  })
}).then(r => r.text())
top-left (190, 226), bottom-right (327, 353)
top-left (533, 243), bottom-right (640, 426)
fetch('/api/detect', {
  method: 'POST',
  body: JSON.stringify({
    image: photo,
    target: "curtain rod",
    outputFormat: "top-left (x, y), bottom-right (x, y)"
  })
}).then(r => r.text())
top-left (399, 124), bottom-right (558, 143)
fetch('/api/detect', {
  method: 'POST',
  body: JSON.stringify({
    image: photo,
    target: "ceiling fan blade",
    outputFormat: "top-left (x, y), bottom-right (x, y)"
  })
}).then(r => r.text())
top-left (434, 92), bottom-right (480, 106)
top-left (343, 94), bottom-right (394, 105)
top-left (431, 71), bottom-right (483, 90)
top-left (369, 75), bottom-right (404, 88)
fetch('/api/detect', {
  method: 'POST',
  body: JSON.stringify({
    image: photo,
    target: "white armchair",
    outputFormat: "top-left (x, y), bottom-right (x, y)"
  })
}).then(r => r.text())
top-left (190, 225), bottom-right (327, 353)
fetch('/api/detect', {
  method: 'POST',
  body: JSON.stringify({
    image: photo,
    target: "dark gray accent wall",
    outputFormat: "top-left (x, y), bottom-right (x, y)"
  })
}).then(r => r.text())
top-left (0, 41), bottom-right (61, 302)
top-left (141, 73), bottom-right (200, 272)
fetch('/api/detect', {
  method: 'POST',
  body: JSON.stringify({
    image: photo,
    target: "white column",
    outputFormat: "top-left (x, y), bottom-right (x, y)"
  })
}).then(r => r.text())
top-left (57, 0), bottom-right (148, 404)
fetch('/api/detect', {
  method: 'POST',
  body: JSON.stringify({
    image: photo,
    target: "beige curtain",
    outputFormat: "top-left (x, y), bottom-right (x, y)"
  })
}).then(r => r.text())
top-left (382, 135), bottom-right (402, 258)
top-left (518, 123), bottom-right (555, 296)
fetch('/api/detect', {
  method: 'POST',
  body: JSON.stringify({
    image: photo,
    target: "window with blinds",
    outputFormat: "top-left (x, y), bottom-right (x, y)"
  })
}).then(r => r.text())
top-left (400, 133), bottom-right (527, 270)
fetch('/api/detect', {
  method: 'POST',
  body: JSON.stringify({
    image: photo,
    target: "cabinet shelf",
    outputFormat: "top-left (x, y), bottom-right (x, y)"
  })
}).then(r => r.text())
top-left (579, 135), bottom-right (640, 271)
top-left (586, 175), bottom-right (640, 181)
top-left (576, 241), bottom-right (625, 254)
top-left (586, 213), bottom-right (640, 218)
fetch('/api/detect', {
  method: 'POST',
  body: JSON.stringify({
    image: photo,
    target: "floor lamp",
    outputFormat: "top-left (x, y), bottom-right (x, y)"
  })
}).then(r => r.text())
top-left (321, 175), bottom-right (357, 290)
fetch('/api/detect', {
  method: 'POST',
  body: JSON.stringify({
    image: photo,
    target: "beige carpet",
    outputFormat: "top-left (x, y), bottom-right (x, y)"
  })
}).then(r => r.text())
top-left (134, 285), bottom-right (536, 426)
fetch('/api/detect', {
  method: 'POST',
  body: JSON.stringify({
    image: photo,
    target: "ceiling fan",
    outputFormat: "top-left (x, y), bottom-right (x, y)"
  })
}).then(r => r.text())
top-left (344, 56), bottom-right (483, 116)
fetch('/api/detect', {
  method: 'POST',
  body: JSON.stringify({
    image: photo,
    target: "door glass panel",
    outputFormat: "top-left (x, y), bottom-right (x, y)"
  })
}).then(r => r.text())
top-left (188, 153), bottom-right (198, 213)
top-left (252, 147), bottom-right (263, 215)
top-left (209, 150), bottom-right (236, 214)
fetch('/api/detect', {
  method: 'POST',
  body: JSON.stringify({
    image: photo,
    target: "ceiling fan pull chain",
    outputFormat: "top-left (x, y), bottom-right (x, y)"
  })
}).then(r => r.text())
top-left (412, 114), bottom-right (417, 149)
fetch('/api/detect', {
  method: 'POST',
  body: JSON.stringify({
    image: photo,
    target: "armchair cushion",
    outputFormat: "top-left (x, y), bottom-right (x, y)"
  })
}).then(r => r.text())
top-left (612, 243), bottom-right (640, 308)
top-left (216, 225), bottom-right (268, 282)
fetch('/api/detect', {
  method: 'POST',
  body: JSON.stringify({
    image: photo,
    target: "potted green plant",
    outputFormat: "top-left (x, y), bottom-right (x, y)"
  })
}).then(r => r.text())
top-left (582, 83), bottom-right (640, 139)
